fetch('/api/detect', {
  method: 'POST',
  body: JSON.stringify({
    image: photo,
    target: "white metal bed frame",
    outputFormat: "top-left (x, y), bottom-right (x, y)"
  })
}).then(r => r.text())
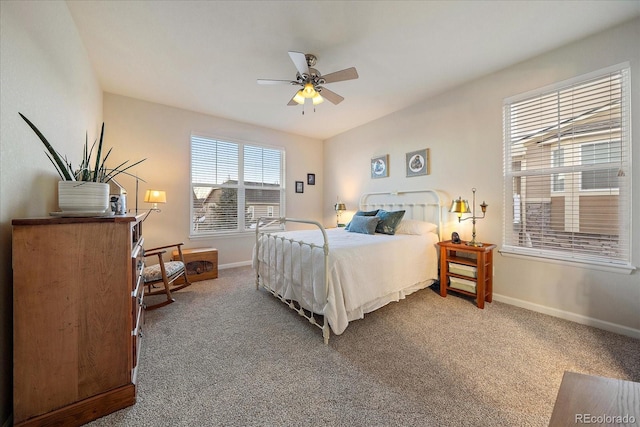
top-left (254, 189), bottom-right (445, 344)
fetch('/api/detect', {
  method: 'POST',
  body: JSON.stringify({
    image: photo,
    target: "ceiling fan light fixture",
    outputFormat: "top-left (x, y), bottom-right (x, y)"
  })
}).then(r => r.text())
top-left (302, 82), bottom-right (317, 98)
top-left (312, 93), bottom-right (324, 105)
top-left (293, 90), bottom-right (305, 104)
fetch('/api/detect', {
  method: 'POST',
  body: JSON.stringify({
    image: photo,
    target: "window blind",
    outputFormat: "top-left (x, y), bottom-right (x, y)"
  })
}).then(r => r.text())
top-left (502, 64), bottom-right (631, 270)
top-left (191, 135), bottom-right (284, 235)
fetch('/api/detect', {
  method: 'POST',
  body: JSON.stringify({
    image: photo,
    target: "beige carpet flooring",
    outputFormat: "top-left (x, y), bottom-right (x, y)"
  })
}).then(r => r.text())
top-left (87, 266), bottom-right (640, 427)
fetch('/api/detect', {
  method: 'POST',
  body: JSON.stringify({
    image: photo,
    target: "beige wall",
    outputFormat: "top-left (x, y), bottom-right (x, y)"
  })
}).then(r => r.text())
top-left (0, 1), bottom-right (103, 424)
top-left (103, 94), bottom-right (324, 266)
top-left (324, 18), bottom-right (640, 337)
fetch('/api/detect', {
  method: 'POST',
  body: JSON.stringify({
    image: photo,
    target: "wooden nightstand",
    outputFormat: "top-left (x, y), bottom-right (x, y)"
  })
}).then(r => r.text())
top-left (437, 240), bottom-right (496, 309)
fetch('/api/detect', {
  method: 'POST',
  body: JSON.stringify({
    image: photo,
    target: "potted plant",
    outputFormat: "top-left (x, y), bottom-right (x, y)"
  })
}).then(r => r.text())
top-left (19, 113), bottom-right (145, 214)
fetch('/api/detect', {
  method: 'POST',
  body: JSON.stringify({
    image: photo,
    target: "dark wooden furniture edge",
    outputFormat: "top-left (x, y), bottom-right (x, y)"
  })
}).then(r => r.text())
top-left (12, 214), bottom-right (145, 226)
top-left (14, 384), bottom-right (135, 427)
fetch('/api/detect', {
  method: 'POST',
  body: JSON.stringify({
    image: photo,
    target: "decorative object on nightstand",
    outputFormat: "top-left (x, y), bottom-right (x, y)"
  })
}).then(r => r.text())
top-left (437, 240), bottom-right (496, 309)
top-left (449, 187), bottom-right (488, 247)
top-left (334, 201), bottom-right (347, 227)
top-left (142, 189), bottom-right (166, 221)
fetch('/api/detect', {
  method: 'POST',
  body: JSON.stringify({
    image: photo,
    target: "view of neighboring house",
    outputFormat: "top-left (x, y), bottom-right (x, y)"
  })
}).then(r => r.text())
top-left (193, 181), bottom-right (282, 232)
top-left (507, 71), bottom-right (625, 260)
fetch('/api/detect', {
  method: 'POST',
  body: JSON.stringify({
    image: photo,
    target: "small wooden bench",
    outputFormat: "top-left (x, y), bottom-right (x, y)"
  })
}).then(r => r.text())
top-left (172, 247), bottom-right (218, 283)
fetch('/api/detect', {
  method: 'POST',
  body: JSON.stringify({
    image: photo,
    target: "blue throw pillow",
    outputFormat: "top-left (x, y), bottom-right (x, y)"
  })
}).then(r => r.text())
top-left (375, 210), bottom-right (406, 235)
top-left (345, 209), bottom-right (379, 230)
top-left (347, 215), bottom-right (380, 235)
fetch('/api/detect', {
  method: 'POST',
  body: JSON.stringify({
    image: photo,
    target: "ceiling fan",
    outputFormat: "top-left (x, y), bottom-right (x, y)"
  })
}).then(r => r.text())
top-left (257, 51), bottom-right (358, 108)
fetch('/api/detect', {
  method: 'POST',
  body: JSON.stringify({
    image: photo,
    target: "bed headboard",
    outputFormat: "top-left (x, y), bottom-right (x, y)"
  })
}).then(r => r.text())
top-left (358, 189), bottom-right (446, 241)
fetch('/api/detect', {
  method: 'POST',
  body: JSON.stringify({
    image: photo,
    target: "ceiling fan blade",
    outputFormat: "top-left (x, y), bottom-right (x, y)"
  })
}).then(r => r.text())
top-left (321, 67), bottom-right (359, 84)
top-left (288, 51), bottom-right (309, 77)
top-left (257, 79), bottom-right (298, 85)
top-left (287, 96), bottom-right (298, 106)
top-left (318, 87), bottom-right (344, 105)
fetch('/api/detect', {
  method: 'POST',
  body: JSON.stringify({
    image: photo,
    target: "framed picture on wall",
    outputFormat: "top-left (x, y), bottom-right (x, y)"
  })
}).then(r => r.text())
top-left (406, 148), bottom-right (429, 177)
top-left (295, 181), bottom-right (304, 193)
top-left (371, 154), bottom-right (389, 178)
top-left (307, 173), bottom-right (315, 185)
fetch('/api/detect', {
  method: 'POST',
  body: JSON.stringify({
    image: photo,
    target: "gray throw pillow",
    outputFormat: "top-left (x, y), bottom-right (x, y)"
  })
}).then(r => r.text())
top-left (375, 210), bottom-right (406, 235)
top-left (347, 215), bottom-right (380, 235)
top-left (345, 209), bottom-right (379, 230)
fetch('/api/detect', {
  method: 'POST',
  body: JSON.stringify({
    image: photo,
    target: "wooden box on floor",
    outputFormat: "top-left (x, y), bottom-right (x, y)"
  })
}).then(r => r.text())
top-left (172, 247), bottom-right (218, 283)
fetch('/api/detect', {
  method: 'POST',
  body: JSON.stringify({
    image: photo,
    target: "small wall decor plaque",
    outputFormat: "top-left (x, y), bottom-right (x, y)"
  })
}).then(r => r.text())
top-left (295, 181), bottom-right (304, 193)
top-left (406, 148), bottom-right (429, 177)
top-left (307, 173), bottom-right (315, 185)
top-left (371, 154), bottom-right (389, 179)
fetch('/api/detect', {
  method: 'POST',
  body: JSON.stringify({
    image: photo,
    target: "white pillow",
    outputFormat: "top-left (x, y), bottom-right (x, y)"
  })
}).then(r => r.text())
top-left (395, 219), bottom-right (437, 235)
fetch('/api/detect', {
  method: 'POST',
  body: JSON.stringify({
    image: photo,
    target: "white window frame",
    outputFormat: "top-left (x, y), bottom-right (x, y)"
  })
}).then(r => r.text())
top-left (502, 63), bottom-right (633, 274)
top-left (190, 134), bottom-right (285, 237)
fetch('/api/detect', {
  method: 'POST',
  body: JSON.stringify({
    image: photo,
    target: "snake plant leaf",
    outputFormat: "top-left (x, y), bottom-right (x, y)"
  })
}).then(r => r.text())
top-left (19, 113), bottom-right (74, 181)
top-left (20, 113), bottom-right (145, 184)
top-left (93, 123), bottom-right (104, 182)
top-left (103, 158), bottom-right (147, 182)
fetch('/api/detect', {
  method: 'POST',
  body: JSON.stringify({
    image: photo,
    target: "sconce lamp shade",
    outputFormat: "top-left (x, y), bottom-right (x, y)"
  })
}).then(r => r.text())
top-left (449, 197), bottom-right (470, 215)
top-left (144, 190), bottom-right (167, 204)
top-left (335, 203), bottom-right (347, 212)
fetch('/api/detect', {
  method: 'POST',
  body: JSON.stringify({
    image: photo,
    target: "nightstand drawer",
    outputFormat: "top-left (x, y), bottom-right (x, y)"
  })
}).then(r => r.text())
top-left (448, 262), bottom-right (477, 278)
top-left (450, 277), bottom-right (477, 293)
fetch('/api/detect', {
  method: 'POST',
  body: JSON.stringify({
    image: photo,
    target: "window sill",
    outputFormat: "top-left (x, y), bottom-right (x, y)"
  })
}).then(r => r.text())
top-left (499, 246), bottom-right (636, 275)
top-left (189, 230), bottom-right (256, 240)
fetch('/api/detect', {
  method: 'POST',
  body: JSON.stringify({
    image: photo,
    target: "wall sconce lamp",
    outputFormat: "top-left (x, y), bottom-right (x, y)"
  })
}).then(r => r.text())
top-left (449, 188), bottom-right (488, 247)
top-left (143, 189), bottom-right (166, 221)
top-left (334, 201), bottom-right (347, 227)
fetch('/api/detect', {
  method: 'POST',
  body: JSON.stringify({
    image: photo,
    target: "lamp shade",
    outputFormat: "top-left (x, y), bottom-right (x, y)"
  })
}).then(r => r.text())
top-left (302, 82), bottom-right (317, 98)
top-left (449, 197), bottom-right (470, 214)
top-left (334, 203), bottom-right (346, 212)
top-left (293, 90), bottom-right (305, 105)
top-left (144, 190), bottom-right (166, 204)
top-left (312, 92), bottom-right (324, 105)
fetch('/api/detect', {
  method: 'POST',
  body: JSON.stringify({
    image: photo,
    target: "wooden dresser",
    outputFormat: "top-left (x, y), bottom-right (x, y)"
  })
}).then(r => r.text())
top-left (11, 214), bottom-right (145, 426)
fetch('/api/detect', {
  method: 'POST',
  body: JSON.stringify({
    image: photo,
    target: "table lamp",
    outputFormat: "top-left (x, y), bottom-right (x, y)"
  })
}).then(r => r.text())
top-left (143, 189), bottom-right (166, 221)
top-left (334, 201), bottom-right (347, 227)
top-left (449, 188), bottom-right (488, 247)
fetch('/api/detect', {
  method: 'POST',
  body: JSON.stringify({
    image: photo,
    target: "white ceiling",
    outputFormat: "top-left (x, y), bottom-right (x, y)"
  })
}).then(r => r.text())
top-left (66, 1), bottom-right (640, 140)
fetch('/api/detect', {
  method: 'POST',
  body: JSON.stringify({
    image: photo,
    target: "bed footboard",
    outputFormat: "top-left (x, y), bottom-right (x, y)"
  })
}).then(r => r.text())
top-left (254, 218), bottom-right (331, 344)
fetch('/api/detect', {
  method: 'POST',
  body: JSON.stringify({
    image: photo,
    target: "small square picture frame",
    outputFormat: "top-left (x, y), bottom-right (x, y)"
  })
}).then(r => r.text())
top-left (406, 148), bottom-right (429, 177)
top-left (307, 173), bottom-right (315, 185)
top-left (295, 181), bottom-right (304, 193)
top-left (371, 154), bottom-right (389, 179)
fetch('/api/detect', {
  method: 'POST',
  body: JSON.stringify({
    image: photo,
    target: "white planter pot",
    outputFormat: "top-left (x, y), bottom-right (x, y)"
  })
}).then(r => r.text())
top-left (58, 181), bottom-right (110, 213)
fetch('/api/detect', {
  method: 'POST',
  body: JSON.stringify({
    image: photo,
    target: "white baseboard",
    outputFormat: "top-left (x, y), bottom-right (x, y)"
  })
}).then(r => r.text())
top-left (493, 293), bottom-right (640, 340)
top-left (219, 260), bottom-right (252, 270)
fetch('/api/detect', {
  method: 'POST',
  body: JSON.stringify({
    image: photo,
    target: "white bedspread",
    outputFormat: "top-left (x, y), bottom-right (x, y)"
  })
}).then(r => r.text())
top-left (253, 227), bottom-right (439, 335)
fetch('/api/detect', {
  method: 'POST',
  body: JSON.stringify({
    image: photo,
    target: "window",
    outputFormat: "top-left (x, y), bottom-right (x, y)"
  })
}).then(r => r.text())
top-left (580, 141), bottom-right (620, 190)
top-left (551, 148), bottom-right (565, 192)
top-left (191, 135), bottom-right (285, 235)
top-left (502, 64), bottom-right (632, 271)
